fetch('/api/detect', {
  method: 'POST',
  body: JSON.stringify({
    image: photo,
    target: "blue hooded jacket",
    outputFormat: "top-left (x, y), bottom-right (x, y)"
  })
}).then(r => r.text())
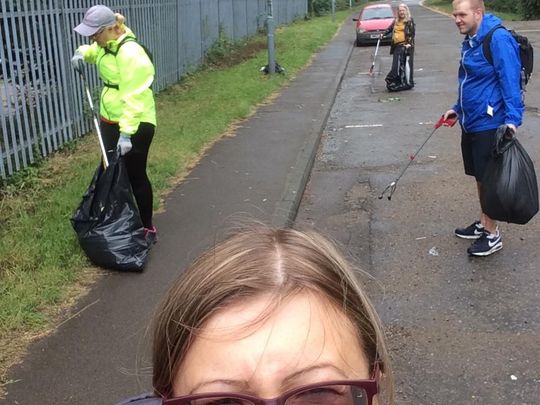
top-left (452, 14), bottom-right (523, 133)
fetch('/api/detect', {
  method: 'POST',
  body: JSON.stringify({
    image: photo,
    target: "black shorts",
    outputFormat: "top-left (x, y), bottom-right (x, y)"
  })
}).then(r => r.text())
top-left (461, 128), bottom-right (497, 182)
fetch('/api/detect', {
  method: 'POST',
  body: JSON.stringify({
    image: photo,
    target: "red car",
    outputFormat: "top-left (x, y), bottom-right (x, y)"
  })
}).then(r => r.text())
top-left (353, 3), bottom-right (395, 46)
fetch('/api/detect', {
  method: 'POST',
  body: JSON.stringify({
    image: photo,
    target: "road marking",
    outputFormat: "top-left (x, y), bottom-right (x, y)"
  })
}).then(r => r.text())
top-left (344, 124), bottom-right (383, 128)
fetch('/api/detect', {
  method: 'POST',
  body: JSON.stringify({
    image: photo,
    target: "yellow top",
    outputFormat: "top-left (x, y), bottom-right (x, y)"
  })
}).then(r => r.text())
top-left (393, 20), bottom-right (406, 44)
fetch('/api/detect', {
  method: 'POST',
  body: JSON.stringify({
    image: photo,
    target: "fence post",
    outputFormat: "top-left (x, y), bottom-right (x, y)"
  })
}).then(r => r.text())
top-left (266, 0), bottom-right (275, 74)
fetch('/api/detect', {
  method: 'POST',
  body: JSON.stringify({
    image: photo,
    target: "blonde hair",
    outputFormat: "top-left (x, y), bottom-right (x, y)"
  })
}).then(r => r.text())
top-left (151, 225), bottom-right (394, 403)
top-left (398, 3), bottom-right (412, 21)
top-left (114, 12), bottom-right (125, 27)
top-left (452, 0), bottom-right (485, 12)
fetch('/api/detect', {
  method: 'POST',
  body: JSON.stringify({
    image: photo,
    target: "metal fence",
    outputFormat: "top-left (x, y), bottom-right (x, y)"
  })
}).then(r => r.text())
top-left (0, 0), bottom-right (308, 179)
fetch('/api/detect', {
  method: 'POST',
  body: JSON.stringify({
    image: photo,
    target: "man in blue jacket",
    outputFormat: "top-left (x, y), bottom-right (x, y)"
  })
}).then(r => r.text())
top-left (443, 0), bottom-right (523, 257)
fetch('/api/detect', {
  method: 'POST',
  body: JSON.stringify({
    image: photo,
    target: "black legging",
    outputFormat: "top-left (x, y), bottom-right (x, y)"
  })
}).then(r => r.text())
top-left (100, 120), bottom-right (155, 229)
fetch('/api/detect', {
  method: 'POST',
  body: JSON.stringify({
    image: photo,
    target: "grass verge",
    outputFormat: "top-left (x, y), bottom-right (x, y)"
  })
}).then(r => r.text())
top-left (423, 0), bottom-right (521, 21)
top-left (0, 9), bottom-right (355, 393)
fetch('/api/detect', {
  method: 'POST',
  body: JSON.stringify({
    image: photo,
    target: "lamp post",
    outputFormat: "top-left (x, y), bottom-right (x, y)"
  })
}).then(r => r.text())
top-left (266, 0), bottom-right (276, 74)
top-left (331, 0), bottom-right (336, 22)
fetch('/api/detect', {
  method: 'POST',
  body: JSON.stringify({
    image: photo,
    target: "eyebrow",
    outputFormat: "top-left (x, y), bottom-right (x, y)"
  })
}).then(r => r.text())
top-left (282, 363), bottom-right (349, 386)
top-left (189, 363), bottom-right (349, 394)
top-left (190, 379), bottom-right (250, 394)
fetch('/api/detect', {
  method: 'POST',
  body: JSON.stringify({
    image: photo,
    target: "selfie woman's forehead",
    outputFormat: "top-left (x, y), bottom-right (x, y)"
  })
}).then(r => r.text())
top-left (173, 292), bottom-right (369, 395)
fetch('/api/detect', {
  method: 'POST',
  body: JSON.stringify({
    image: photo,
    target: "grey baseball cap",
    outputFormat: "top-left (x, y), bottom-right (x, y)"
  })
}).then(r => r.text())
top-left (74, 5), bottom-right (116, 36)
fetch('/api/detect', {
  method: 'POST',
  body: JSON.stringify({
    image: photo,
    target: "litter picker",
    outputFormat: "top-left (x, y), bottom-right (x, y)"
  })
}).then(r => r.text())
top-left (369, 36), bottom-right (382, 76)
top-left (75, 65), bottom-right (109, 168)
top-left (379, 114), bottom-right (457, 200)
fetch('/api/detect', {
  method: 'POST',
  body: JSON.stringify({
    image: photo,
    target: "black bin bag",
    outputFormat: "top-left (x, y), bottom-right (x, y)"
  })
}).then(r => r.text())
top-left (481, 127), bottom-right (539, 224)
top-left (385, 47), bottom-right (412, 92)
top-left (71, 154), bottom-right (150, 271)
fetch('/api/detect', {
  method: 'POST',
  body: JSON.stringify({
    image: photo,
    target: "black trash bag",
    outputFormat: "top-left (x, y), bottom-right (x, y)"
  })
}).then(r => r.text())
top-left (260, 61), bottom-right (286, 74)
top-left (386, 47), bottom-right (412, 92)
top-left (71, 154), bottom-right (150, 271)
top-left (481, 126), bottom-right (539, 224)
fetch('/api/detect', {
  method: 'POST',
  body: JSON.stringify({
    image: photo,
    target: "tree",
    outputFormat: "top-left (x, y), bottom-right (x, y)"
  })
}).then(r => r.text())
top-left (519, 0), bottom-right (540, 19)
top-left (308, 0), bottom-right (363, 16)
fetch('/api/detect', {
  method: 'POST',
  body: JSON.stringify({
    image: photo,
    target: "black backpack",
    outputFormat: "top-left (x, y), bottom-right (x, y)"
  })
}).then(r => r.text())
top-left (483, 25), bottom-right (534, 88)
top-left (103, 37), bottom-right (154, 90)
top-left (105, 37), bottom-right (153, 64)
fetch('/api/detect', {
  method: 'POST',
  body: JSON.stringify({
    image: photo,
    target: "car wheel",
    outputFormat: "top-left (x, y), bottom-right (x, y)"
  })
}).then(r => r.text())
top-left (356, 35), bottom-right (362, 47)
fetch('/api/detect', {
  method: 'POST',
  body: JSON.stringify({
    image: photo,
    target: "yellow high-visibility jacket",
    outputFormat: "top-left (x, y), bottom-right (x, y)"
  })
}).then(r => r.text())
top-left (77, 27), bottom-right (156, 136)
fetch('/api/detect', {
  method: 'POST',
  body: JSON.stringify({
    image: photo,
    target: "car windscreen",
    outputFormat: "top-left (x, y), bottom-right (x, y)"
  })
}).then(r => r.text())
top-left (361, 7), bottom-right (394, 20)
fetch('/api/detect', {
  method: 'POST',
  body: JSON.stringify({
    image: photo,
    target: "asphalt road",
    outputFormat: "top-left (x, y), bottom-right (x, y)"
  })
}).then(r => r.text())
top-left (296, 3), bottom-right (540, 404)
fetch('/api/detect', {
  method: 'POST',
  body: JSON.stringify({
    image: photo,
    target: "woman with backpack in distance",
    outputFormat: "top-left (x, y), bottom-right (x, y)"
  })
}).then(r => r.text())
top-left (72, 5), bottom-right (157, 243)
top-left (383, 3), bottom-right (415, 91)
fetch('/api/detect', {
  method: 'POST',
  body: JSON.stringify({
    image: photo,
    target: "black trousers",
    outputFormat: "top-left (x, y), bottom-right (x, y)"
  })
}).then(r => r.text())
top-left (100, 120), bottom-right (155, 228)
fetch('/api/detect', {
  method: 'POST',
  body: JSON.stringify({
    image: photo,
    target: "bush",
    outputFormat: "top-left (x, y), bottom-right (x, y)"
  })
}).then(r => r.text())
top-left (490, 0), bottom-right (519, 13)
top-left (435, 0), bottom-right (539, 20)
top-left (487, 0), bottom-right (540, 19)
top-left (308, 0), bottom-right (363, 16)
top-left (519, 0), bottom-right (540, 19)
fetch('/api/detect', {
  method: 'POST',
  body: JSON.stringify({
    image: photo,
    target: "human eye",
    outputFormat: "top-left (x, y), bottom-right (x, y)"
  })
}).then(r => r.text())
top-left (190, 397), bottom-right (252, 405)
top-left (288, 385), bottom-right (351, 404)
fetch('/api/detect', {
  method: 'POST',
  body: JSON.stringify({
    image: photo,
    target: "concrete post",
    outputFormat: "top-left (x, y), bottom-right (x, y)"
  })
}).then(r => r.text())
top-left (331, 0), bottom-right (336, 22)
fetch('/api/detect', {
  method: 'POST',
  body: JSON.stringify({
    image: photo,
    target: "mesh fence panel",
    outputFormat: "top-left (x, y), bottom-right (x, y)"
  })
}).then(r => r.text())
top-left (0, 0), bottom-right (308, 179)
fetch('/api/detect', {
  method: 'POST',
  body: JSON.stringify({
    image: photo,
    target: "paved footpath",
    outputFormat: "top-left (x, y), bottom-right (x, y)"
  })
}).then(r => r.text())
top-left (3, 17), bottom-right (356, 405)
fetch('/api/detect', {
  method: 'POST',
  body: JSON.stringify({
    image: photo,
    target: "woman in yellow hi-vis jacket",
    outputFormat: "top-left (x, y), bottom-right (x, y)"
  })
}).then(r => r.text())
top-left (72, 5), bottom-right (157, 243)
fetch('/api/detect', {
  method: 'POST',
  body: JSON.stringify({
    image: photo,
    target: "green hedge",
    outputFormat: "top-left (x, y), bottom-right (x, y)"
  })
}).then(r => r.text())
top-left (490, 0), bottom-right (519, 13)
top-left (308, 0), bottom-right (363, 16)
top-left (435, 0), bottom-right (539, 20)
top-left (519, 0), bottom-right (540, 19)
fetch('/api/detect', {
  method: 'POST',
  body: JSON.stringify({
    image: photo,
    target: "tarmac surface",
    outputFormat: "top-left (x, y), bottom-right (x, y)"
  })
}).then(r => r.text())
top-left (3, 10), bottom-right (356, 405)
top-left (296, 2), bottom-right (540, 404)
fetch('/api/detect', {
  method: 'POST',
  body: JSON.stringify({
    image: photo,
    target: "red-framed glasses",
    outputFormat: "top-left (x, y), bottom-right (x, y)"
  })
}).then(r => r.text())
top-left (163, 379), bottom-right (378, 405)
top-left (119, 365), bottom-right (380, 405)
